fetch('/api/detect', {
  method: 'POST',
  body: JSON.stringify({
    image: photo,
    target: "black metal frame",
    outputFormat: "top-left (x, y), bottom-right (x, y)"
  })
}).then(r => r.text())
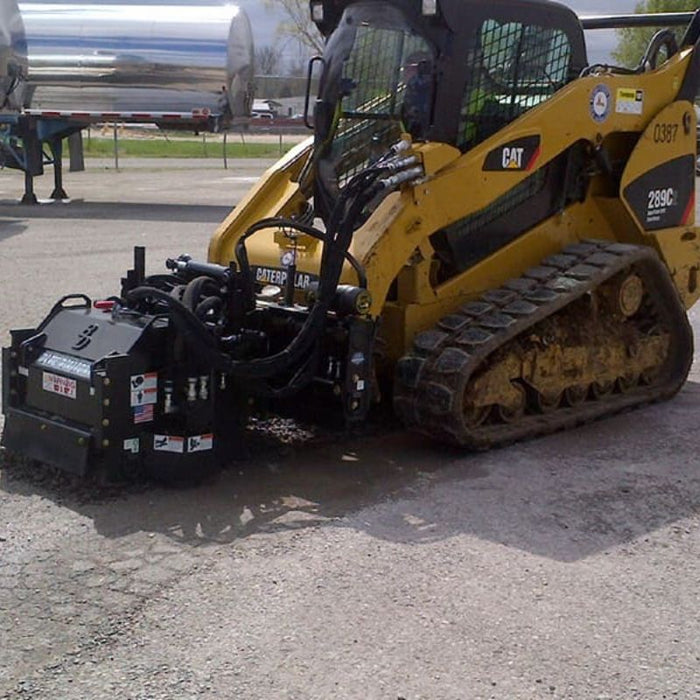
top-left (581, 13), bottom-right (694, 30)
top-left (312, 0), bottom-right (586, 150)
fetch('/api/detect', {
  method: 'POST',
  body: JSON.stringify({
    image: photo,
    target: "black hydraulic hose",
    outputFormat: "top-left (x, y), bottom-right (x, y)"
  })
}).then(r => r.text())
top-left (236, 160), bottom-right (384, 293)
top-left (182, 276), bottom-right (221, 311)
top-left (127, 284), bottom-right (329, 380)
top-left (126, 286), bottom-right (228, 372)
top-left (126, 156), bottom-right (399, 385)
top-left (316, 176), bottom-right (378, 293)
top-left (250, 345), bottom-right (322, 399)
top-left (236, 179), bottom-right (382, 379)
top-left (234, 217), bottom-right (367, 289)
top-left (194, 296), bottom-right (223, 321)
top-left (143, 273), bottom-right (181, 288)
top-left (320, 166), bottom-right (387, 273)
top-left (223, 209), bottom-right (375, 381)
top-left (320, 175), bottom-right (383, 293)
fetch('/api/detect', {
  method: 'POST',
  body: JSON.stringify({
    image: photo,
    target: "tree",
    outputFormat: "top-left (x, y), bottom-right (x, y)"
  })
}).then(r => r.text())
top-left (265, 0), bottom-right (324, 55)
top-left (255, 45), bottom-right (283, 76)
top-left (285, 57), bottom-right (309, 77)
top-left (612, 0), bottom-right (700, 68)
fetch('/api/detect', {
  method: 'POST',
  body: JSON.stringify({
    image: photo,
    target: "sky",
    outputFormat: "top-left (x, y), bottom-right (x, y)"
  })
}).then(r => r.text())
top-left (18, 0), bottom-right (645, 66)
top-left (566, 0), bottom-right (640, 63)
top-left (232, 0), bottom-right (640, 64)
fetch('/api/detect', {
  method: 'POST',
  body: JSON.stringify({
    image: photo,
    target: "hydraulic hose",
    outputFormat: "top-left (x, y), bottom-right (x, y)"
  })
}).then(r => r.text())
top-left (234, 217), bottom-right (367, 289)
top-left (127, 145), bottom-right (418, 387)
top-left (126, 283), bottom-right (327, 380)
top-left (194, 296), bottom-right (223, 322)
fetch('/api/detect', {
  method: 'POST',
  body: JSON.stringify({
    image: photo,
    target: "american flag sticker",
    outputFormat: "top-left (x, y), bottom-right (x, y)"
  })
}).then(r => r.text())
top-left (133, 404), bottom-right (154, 424)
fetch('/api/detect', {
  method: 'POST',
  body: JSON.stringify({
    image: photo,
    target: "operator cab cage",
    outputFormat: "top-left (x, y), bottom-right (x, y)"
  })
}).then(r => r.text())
top-left (309, 0), bottom-right (586, 195)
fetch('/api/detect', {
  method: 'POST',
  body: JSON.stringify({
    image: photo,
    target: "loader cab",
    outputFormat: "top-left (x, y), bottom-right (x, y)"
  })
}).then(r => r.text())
top-left (310, 0), bottom-right (587, 216)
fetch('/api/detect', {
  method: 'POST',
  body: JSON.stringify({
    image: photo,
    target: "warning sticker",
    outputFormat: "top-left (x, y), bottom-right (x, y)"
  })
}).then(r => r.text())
top-left (153, 435), bottom-right (185, 453)
top-left (187, 434), bottom-right (214, 453)
top-left (616, 88), bottom-right (644, 115)
top-left (131, 372), bottom-right (157, 391)
top-left (131, 387), bottom-right (157, 407)
top-left (42, 371), bottom-right (77, 400)
top-left (130, 372), bottom-right (158, 407)
top-left (123, 438), bottom-right (140, 454)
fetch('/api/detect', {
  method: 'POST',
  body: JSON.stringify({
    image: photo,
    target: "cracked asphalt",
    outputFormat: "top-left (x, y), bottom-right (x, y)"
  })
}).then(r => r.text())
top-left (0, 160), bottom-right (699, 699)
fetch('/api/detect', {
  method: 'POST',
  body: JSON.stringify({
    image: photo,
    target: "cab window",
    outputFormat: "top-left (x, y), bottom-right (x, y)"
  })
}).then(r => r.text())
top-left (458, 18), bottom-right (572, 151)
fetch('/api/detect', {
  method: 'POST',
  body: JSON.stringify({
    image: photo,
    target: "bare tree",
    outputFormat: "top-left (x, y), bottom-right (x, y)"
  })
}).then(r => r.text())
top-left (255, 45), bottom-right (283, 76)
top-left (285, 57), bottom-right (309, 77)
top-left (265, 0), bottom-right (324, 55)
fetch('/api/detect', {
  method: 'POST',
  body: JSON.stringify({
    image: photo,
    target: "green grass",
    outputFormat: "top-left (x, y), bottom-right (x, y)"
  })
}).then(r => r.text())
top-left (83, 137), bottom-right (294, 159)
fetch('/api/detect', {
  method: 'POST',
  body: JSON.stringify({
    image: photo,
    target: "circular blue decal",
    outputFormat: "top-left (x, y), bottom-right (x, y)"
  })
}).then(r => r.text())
top-left (590, 84), bottom-right (611, 123)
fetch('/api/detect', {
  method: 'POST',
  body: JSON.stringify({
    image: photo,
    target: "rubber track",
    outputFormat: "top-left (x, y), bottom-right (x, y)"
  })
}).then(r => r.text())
top-left (393, 240), bottom-right (694, 449)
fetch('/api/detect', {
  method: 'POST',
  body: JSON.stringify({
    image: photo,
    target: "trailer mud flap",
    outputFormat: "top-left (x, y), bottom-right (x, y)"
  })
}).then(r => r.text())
top-left (2, 408), bottom-right (91, 475)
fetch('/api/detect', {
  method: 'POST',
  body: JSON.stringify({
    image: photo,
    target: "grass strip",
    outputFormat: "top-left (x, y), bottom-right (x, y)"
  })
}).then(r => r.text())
top-left (83, 138), bottom-right (295, 159)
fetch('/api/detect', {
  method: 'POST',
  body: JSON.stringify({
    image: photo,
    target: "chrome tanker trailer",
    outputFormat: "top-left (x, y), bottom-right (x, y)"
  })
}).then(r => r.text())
top-left (0, 2), bottom-right (254, 202)
top-left (0, 0), bottom-right (26, 113)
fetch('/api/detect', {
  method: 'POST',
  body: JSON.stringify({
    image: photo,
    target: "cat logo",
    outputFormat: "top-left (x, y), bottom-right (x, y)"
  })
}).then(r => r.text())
top-left (483, 135), bottom-right (541, 172)
top-left (502, 147), bottom-right (525, 169)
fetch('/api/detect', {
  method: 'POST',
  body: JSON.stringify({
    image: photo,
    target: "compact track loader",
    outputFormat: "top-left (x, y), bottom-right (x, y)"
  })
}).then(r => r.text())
top-left (4, 0), bottom-right (700, 478)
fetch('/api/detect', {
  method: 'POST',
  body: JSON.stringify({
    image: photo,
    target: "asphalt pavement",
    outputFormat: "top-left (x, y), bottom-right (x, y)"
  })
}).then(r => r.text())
top-left (0, 159), bottom-right (698, 700)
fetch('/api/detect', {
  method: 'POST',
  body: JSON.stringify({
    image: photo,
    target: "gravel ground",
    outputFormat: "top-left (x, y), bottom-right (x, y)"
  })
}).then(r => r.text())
top-left (0, 161), bottom-right (698, 699)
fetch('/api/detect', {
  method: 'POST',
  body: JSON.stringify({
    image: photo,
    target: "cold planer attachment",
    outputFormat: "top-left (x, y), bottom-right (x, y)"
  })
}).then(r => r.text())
top-left (2, 293), bottom-right (221, 478)
top-left (2, 243), bottom-right (377, 479)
